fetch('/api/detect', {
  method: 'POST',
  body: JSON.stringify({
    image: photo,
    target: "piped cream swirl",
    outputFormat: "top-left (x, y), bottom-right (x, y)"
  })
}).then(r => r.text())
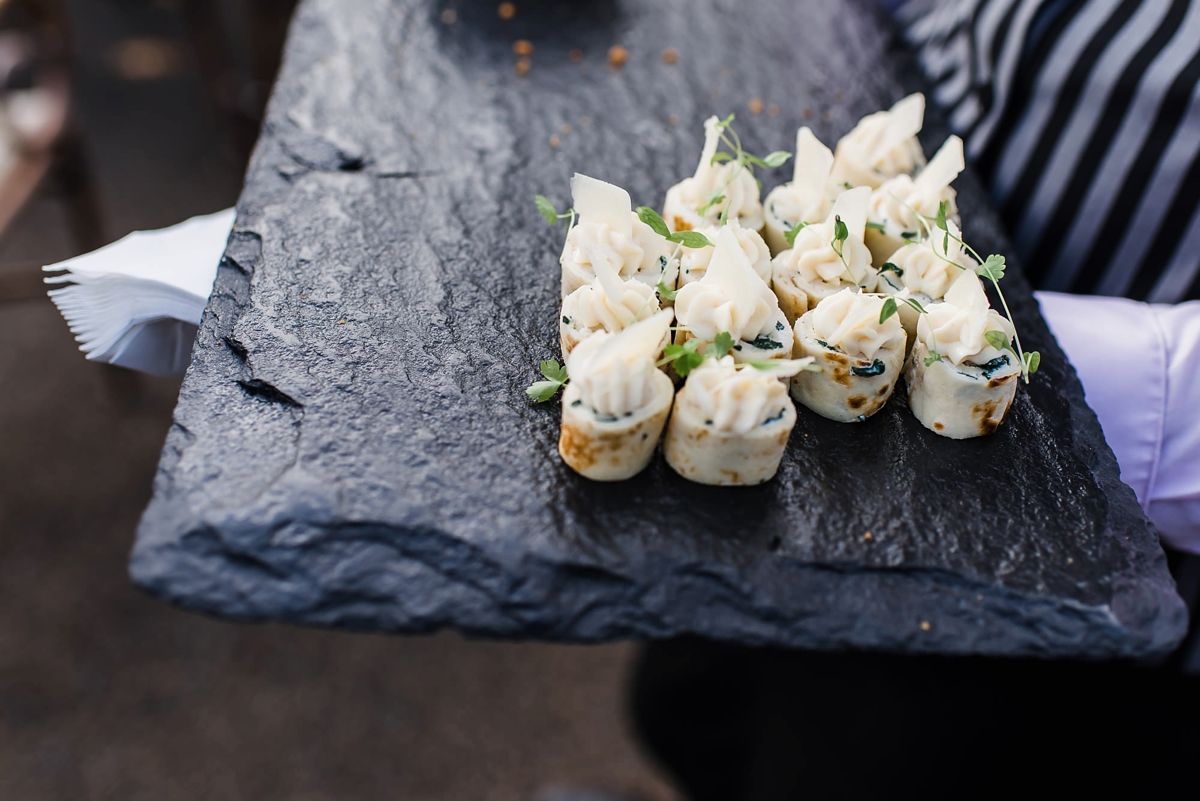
top-left (810, 289), bottom-right (905, 361)
top-left (917, 270), bottom-right (1015, 366)
top-left (679, 219), bottom-right (772, 286)
top-left (676, 226), bottom-right (780, 342)
top-left (567, 310), bottom-right (674, 417)
top-left (663, 116), bottom-right (765, 231)
top-left (676, 356), bottom-right (800, 434)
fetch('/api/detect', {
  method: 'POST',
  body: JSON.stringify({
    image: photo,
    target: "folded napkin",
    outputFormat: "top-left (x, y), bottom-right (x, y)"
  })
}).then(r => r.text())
top-left (44, 208), bottom-right (235, 376)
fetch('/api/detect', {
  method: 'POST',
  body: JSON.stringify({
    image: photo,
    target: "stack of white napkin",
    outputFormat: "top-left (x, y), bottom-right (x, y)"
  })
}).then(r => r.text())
top-left (43, 208), bottom-right (235, 376)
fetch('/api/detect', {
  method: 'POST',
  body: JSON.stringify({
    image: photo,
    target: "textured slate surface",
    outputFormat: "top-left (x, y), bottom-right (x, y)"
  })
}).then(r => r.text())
top-left (131, 0), bottom-right (1187, 657)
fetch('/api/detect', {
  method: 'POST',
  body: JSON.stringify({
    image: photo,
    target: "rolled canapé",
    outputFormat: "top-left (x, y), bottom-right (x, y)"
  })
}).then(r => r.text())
top-left (905, 270), bottom-right (1020, 439)
top-left (874, 218), bottom-right (975, 358)
top-left (790, 289), bottom-right (906, 422)
top-left (678, 218), bottom-right (772, 289)
top-left (664, 356), bottom-right (812, 486)
top-left (770, 186), bottom-right (876, 325)
top-left (559, 244), bottom-right (662, 357)
top-left (559, 310), bottom-right (676, 481)
top-left (662, 115), bottom-right (764, 233)
top-left (560, 173), bottom-right (678, 299)
top-left (676, 226), bottom-right (792, 365)
top-left (829, 93), bottom-right (926, 190)
top-left (864, 135), bottom-right (964, 266)
top-left (762, 127), bottom-right (834, 255)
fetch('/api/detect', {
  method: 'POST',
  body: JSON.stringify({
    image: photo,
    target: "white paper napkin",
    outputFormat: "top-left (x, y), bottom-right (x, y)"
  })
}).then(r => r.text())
top-left (44, 208), bottom-right (235, 376)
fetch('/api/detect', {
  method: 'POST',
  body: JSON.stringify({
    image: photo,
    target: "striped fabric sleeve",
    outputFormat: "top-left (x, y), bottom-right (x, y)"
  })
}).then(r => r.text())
top-left (896, 0), bottom-right (1200, 303)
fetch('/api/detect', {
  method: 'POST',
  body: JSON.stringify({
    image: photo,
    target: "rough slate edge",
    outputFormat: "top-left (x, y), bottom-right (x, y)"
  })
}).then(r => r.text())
top-left (128, 0), bottom-right (1186, 658)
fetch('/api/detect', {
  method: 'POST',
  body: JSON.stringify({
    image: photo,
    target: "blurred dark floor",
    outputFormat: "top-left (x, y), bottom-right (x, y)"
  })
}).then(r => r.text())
top-left (0, 2), bottom-right (678, 798)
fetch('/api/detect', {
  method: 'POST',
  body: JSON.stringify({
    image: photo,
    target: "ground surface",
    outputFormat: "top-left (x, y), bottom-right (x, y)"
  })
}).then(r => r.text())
top-left (0, 2), bottom-right (676, 798)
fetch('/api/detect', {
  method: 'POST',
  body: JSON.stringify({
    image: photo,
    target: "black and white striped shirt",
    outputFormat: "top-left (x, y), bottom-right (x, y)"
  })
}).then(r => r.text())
top-left (896, 0), bottom-right (1200, 303)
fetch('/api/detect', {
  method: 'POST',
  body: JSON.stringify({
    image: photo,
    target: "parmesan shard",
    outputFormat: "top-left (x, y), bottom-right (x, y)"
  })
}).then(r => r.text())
top-left (792, 126), bottom-right (834, 196)
top-left (830, 186), bottom-right (871, 241)
top-left (876, 93), bottom-right (925, 162)
top-left (705, 225), bottom-right (766, 335)
top-left (915, 135), bottom-right (965, 195)
top-left (694, 115), bottom-right (722, 181)
top-left (571, 173), bottom-right (632, 239)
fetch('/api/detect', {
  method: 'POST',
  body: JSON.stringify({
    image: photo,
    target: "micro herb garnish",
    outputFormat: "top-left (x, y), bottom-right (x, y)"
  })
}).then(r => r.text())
top-left (879, 297), bottom-right (898, 325)
top-left (923, 350), bottom-right (942, 367)
top-left (865, 221), bottom-right (887, 232)
top-left (527, 359), bottom-right (569, 402)
top-left (903, 296), bottom-right (927, 315)
top-left (829, 214), bottom-right (858, 285)
top-left (655, 280), bottom-right (678, 302)
top-left (887, 194), bottom-right (1041, 383)
top-left (536, 195), bottom-right (575, 227)
top-left (698, 114), bottom-right (792, 226)
top-left (636, 206), bottom-right (714, 249)
top-left (984, 329), bottom-right (1038, 377)
top-left (749, 359), bottom-right (821, 373)
top-left (784, 221), bottom-right (809, 248)
top-left (657, 331), bottom-right (736, 377)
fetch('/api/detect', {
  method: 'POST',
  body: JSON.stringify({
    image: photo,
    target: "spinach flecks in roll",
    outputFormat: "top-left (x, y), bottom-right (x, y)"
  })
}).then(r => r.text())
top-left (561, 173), bottom-right (678, 299)
top-left (905, 270), bottom-right (1020, 439)
top-left (559, 310), bottom-right (676, 481)
top-left (763, 127), bottom-right (835, 255)
top-left (662, 115), bottom-right (765, 234)
top-left (678, 218), bottom-right (772, 289)
top-left (790, 289), bottom-right (906, 423)
top-left (865, 135), bottom-right (964, 266)
top-left (770, 186), bottom-right (876, 325)
top-left (830, 93), bottom-right (927, 190)
top-left (664, 356), bottom-right (812, 486)
top-left (676, 226), bottom-right (792, 364)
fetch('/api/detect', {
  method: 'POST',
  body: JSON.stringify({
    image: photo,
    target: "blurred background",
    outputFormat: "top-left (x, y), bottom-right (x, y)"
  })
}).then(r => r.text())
top-left (0, 1), bottom-right (677, 798)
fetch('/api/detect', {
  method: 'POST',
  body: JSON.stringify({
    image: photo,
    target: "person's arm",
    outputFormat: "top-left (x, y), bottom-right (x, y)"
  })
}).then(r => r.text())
top-left (1037, 292), bottom-right (1200, 553)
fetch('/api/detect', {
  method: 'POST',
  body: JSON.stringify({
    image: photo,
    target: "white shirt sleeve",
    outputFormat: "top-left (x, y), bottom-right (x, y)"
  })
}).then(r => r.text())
top-left (1036, 291), bottom-right (1200, 554)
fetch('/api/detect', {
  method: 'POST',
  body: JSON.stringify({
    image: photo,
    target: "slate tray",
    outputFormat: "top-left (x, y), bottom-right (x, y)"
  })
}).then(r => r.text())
top-left (131, 0), bottom-right (1187, 658)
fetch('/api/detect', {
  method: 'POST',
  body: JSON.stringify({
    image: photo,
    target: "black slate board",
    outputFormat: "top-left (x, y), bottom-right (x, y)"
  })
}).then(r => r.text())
top-left (131, 0), bottom-right (1187, 657)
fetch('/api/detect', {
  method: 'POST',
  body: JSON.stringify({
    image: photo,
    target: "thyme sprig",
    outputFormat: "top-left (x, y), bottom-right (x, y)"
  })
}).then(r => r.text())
top-left (527, 359), bottom-right (569, 402)
top-left (698, 114), bottom-right (791, 225)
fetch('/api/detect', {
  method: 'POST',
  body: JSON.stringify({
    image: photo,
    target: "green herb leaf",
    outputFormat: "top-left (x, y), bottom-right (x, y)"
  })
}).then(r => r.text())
top-left (784, 221), bottom-right (808, 248)
top-left (833, 215), bottom-right (849, 245)
top-left (710, 151), bottom-right (735, 165)
top-left (865, 221), bottom-right (886, 232)
top-left (977, 254), bottom-right (1007, 282)
top-left (1023, 351), bottom-right (1041, 375)
top-left (903, 297), bottom-right (927, 315)
top-left (697, 194), bottom-right (726, 217)
top-left (879, 297), bottom-right (898, 325)
top-left (984, 330), bottom-right (1014, 354)
top-left (923, 351), bottom-right (942, 367)
top-left (935, 201), bottom-right (949, 232)
top-left (636, 206), bottom-right (671, 238)
top-left (716, 113), bottom-right (735, 128)
top-left (709, 332), bottom-right (735, 359)
top-left (526, 381), bottom-right (562, 402)
top-left (760, 151), bottom-right (793, 168)
top-left (662, 340), bottom-right (706, 377)
top-left (535, 195), bottom-right (558, 226)
top-left (655, 280), bottom-right (678, 302)
top-left (540, 359), bottom-right (568, 384)
top-left (668, 230), bottom-right (714, 249)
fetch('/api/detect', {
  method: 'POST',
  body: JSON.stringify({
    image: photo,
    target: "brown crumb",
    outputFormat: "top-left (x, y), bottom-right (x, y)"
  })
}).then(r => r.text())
top-left (560, 123), bottom-right (572, 135)
top-left (767, 103), bottom-right (780, 117)
top-left (748, 97), bottom-right (764, 115)
top-left (666, 114), bottom-right (678, 126)
top-left (513, 39), bottom-right (533, 56)
top-left (607, 45), bottom-right (628, 69)
top-left (920, 621), bottom-right (931, 631)
top-left (338, 319), bottom-right (346, 325)
top-left (440, 8), bottom-right (457, 25)
top-left (497, 2), bottom-right (516, 20)
top-left (662, 47), bottom-right (679, 64)
top-left (863, 532), bottom-right (872, 541)
top-left (549, 134), bottom-right (560, 148)
top-left (515, 57), bottom-right (531, 76)
top-left (569, 48), bottom-right (584, 64)
top-left (802, 107), bottom-right (813, 119)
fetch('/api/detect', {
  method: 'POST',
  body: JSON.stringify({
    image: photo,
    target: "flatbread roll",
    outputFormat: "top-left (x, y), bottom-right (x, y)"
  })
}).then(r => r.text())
top-left (770, 187), bottom-right (876, 325)
top-left (905, 270), bottom-right (1020, 439)
top-left (662, 115), bottom-right (765, 233)
top-left (561, 173), bottom-right (678, 299)
top-left (790, 289), bottom-right (906, 422)
top-left (830, 93), bottom-right (927, 190)
top-left (664, 356), bottom-right (811, 486)
top-left (763, 127), bottom-right (835, 255)
top-left (559, 310), bottom-right (676, 480)
top-left (676, 226), bottom-right (792, 365)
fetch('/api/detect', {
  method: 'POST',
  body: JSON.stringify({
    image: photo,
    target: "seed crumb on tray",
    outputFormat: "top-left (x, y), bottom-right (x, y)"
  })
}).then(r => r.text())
top-left (608, 45), bottom-right (628, 69)
top-left (497, 2), bottom-right (515, 20)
